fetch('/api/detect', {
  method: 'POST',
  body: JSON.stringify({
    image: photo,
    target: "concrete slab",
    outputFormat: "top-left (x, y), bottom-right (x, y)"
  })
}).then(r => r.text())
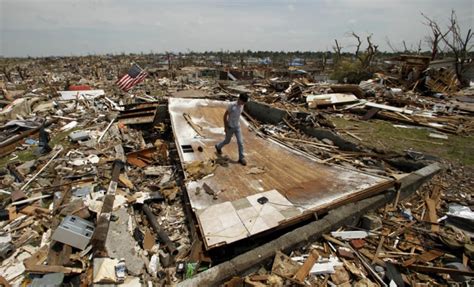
top-left (105, 207), bottom-right (144, 275)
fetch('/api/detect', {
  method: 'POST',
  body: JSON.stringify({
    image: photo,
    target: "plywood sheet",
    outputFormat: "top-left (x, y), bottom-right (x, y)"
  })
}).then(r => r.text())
top-left (169, 98), bottom-right (394, 249)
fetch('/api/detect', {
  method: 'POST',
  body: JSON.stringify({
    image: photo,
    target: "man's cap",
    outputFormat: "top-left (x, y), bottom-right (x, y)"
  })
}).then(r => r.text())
top-left (239, 93), bottom-right (249, 103)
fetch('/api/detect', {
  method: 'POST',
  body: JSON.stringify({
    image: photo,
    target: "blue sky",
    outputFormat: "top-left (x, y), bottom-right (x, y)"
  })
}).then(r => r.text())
top-left (1, 0), bottom-right (473, 57)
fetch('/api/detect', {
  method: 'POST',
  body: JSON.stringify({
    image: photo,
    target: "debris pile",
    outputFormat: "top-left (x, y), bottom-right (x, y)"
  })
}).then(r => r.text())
top-left (0, 59), bottom-right (194, 285)
top-left (0, 53), bottom-right (472, 285)
top-left (226, 166), bottom-right (473, 286)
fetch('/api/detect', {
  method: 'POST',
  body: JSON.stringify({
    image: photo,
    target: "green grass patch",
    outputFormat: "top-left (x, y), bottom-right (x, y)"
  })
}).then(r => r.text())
top-left (49, 128), bottom-right (79, 147)
top-left (332, 116), bottom-right (474, 165)
top-left (0, 150), bottom-right (37, 168)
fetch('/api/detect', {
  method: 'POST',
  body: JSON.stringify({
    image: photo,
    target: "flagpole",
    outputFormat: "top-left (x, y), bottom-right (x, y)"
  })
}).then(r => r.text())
top-left (134, 62), bottom-right (144, 71)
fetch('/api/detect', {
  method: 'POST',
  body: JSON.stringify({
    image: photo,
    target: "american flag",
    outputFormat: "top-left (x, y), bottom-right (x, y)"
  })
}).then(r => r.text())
top-left (116, 63), bottom-right (148, 91)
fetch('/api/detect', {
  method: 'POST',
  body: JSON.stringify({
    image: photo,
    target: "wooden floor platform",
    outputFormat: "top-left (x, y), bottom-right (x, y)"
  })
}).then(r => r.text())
top-left (169, 98), bottom-right (394, 249)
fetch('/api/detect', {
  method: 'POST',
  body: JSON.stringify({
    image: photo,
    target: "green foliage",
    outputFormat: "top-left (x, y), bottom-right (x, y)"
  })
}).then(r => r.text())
top-left (330, 59), bottom-right (372, 83)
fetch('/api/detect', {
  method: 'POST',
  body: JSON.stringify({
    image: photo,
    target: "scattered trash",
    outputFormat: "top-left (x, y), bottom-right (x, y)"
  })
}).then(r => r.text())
top-left (0, 49), bottom-right (472, 286)
top-left (115, 258), bottom-right (127, 283)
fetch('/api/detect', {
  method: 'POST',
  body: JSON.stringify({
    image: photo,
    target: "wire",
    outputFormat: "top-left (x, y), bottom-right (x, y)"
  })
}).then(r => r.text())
top-left (268, 201), bottom-right (309, 210)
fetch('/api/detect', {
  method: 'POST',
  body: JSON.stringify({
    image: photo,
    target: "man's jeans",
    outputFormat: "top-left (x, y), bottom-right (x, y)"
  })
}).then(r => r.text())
top-left (216, 126), bottom-right (244, 160)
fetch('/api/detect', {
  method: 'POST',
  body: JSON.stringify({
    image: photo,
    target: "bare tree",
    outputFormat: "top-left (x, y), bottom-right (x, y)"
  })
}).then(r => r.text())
top-left (385, 37), bottom-right (400, 53)
top-left (351, 32), bottom-right (362, 56)
top-left (422, 10), bottom-right (473, 85)
top-left (332, 39), bottom-right (342, 62)
top-left (442, 10), bottom-right (473, 85)
top-left (321, 52), bottom-right (327, 72)
top-left (350, 32), bottom-right (378, 68)
top-left (416, 40), bottom-right (423, 54)
top-left (402, 40), bottom-right (409, 53)
top-left (332, 33), bottom-right (378, 69)
top-left (364, 35), bottom-right (378, 67)
top-left (422, 12), bottom-right (451, 60)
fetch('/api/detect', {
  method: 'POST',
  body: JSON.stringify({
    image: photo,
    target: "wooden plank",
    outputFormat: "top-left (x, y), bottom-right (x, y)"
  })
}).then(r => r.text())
top-left (307, 93), bottom-right (358, 107)
top-left (293, 249), bottom-right (319, 283)
top-left (372, 235), bottom-right (385, 264)
top-left (425, 197), bottom-right (439, 232)
top-left (143, 229), bottom-right (155, 251)
top-left (359, 248), bottom-right (386, 267)
top-left (322, 234), bottom-right (347, 247)
top-left (24, 245), bottom-right (49, 268)
top-left (395, 263), bottom-right (474, 277)
top-left (25, 264), bottom-right (83, 274)
top-left (91, 160), bottom-right (123, 255)
top-left (403, 249), bottom-right (444, 267)
top-left (47, 243), bottom-right (72, 266)
top-left (91, 194), bottom-right (114, 255)
top-left (418, 249), bottom-right (444, 263)
top-left (19, 205), bottom-right (50, 215)
top-left (365, 102), bottom-right (414, 115)
top-left (118, 174), bottom-right (134, 189)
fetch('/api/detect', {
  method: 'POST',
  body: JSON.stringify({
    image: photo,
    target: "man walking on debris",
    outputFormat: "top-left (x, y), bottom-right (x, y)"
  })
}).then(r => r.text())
top-left (215, 93), bottom-right (249, 166)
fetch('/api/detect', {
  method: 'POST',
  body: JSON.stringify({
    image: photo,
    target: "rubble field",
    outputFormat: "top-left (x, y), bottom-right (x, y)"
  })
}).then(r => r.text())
top-left (0, 54), bottom-right (473, 286)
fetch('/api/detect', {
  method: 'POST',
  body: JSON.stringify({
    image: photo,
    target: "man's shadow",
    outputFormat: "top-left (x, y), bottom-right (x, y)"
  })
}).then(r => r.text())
top-left (214, 152), bottom-right (239, 166)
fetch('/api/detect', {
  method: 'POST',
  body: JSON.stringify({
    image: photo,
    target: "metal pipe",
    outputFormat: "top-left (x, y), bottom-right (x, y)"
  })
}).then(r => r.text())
top-left (142, 204), bottom-right (178, 256)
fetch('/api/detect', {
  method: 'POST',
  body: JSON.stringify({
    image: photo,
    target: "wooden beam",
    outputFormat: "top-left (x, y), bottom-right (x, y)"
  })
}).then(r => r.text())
top-left (395, 263), bottom-right (474, 277)
top-left (91, 160), bottom-right (124, 255)
top-left (425, 196), bottom-right (439, 232)
top-left (372, 235), bottom-right (385, 264)
top-left (25, 264), bottom-right (83, 274)
top-left (293, 249), bottom-right (319, 283)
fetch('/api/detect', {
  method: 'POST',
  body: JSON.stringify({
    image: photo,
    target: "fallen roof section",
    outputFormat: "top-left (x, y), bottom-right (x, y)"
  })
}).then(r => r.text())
top-left (177, 162), bottom-right (442, 287)
top-left (169, 98), bottom-right (394, 249)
